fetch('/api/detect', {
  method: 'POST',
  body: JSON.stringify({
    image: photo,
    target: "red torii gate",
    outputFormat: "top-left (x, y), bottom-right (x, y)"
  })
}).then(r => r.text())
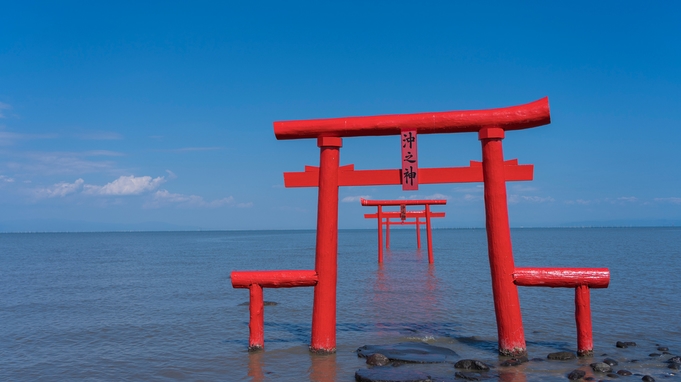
top-left (361, 198), bottom-right (446, 263)
top-left (231, 97), bottom-right (610, 357)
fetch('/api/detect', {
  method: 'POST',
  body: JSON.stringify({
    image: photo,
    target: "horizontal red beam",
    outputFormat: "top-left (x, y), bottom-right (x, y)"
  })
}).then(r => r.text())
top-left (513, 267), bottom-right (610, 289)
top-left (361, 199), bottom-right (446, 206)
top-left (231, 270), bottom-right (318, 289)
top-left (274, 98), bottom-right (550, 140)
top-left (364, 212), bottom-right (446, 218)
top-left (284, 160), bottom-right (533, 188)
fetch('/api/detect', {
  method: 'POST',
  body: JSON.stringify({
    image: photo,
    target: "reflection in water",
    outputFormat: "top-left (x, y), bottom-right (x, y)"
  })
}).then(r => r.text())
top-left (308, 353), bottom-right (337, 382)
top-left (247, 351), bottom-right (264, 382)
top-left (498, 368), bottom-right (528, 382)
top-left (371, 248), bottom-right (442, 335)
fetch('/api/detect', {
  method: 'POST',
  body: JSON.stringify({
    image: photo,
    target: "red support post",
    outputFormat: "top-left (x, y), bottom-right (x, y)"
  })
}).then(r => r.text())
top-left (249, 284), bottom-right (264, 351)
top-left (479, 126), bottom-right (526, 356)
top-left (385, 217), bottom-right (391, 249)
top-left (575, 285), bottom-right (594, 356)
top-left (310, 137), bottom-right (341, 353)
top-left (415, 217), bottom-right (421, 249)
top-left (425, 205), bottom-right (433, 264)
top-left (377, 206), bottom-right (383, 263)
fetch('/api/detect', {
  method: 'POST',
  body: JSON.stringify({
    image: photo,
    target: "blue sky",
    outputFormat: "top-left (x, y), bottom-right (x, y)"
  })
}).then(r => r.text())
top-left (1, 1), bottom-right (680, 231)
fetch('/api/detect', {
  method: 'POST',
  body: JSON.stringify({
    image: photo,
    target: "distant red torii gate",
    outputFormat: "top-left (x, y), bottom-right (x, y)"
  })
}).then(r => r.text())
top-left (231, 97), bottom-right (610, 357)
top-left (361, 198), bottom-right (446, 263)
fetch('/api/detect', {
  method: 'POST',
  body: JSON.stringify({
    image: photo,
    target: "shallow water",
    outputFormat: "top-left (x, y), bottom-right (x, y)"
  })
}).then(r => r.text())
top-left (1, 228), bottom-right (680, 381)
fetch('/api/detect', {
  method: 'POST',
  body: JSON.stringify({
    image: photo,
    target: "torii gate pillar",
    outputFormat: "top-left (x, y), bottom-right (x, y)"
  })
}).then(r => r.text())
top-left (479, 127), bottom-right (526, 356)
top-left (311, 136), bottom-right (341, 353)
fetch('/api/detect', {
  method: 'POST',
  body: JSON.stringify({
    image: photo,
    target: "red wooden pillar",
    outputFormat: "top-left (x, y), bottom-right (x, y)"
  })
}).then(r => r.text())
top-left (311, 136), bottom-right (341, 353)
top-left (385, 217), bottom-right (391, 249)
top-left (425, 205), bottom-right (434, 263)
top-left (415, 217), bottom-right (421, 249)
top-left (575, 285), bottom-right (593, 356)
top-left (377, 206), bottom-right (383, 263)
top-left (479, 127), bottom-right (526, 356)
top-left (249, 284), bottom-right (264, 351)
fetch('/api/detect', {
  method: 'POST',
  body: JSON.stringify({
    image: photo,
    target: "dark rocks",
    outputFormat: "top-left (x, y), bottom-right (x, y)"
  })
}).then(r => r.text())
top-left (603, 358), bottom-right (618, 366)
top-left (567, 369), bottom-right (586, 380)
top-left (616, 370), bottom-right (632, 376)
top-left (665, 355), bottom-right (681, 364)
top-left (500, 356), bottom-right (529, 367)
top-left (657, 346), bottom-right (669, 352)
top-left (355, 368), bottom-right (432, 382)
top-left (590, 362), bottom-right (612, 373)
top-left (547, 351), bottom-right (577, 361)
top-left (649, 353), bottom-right (661, 357)
top-left (454, 359), bottom-right (491, 371)
top-left (641, 376), bottom-right (655, 382)
top-left (455, 371), bottom-right (483, 381)
top-left (366, 353), bottom-right (390, 366)
top-left (668, 362), bottom-right (680, 370)
top-left (616, 341), bottom-right (627, 348)
top-left (606, 373), bottom-right (619, 378)
top-left (357, 342), bottom-right (458, 364)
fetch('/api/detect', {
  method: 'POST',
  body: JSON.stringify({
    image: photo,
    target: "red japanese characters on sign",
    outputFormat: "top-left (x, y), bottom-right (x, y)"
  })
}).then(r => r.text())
top-left (401, 129), bottom-right (418, 190)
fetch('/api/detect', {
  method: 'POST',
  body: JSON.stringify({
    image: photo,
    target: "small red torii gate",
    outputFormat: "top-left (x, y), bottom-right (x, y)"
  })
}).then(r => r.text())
top-left (231, 97), bottom-right (610, 357)
top-left (361, 198), bottom-right (446, 263)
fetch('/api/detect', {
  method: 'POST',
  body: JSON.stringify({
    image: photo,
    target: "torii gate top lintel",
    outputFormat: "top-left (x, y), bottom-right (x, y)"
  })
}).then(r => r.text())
top-left (273, 97), bottom-right (550, 140)
top-left (360, 198), bottom-right (447, 207)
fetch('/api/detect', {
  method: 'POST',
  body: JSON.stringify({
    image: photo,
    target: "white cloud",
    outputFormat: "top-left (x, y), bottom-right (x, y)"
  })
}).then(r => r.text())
top-left (564, 199), bottom-right (595, 205)
top-left (75, 131), bottom-right (123, 140)
top-left (0, 102), bottom-right (11, 118)
top-left (654, 197), bottom-right (681, 204)
top-left (83, 175), bottom-right (165, 195)
top-left (453, 185), bottom-right (483, 193)
top-left (34, 179), bottom-right (84, 198)
top-left (342, 195), bottom-right (371, 203)
top-left (616, 196), bottom-right (638, 203)
top-left (508, 195), bottom-right (555, 204)
top-left (0, 131), bottom-right (57, 146)
top-left (0, 175), bottom-right (14, 183)
top-left (5, 151), bottom-right (117, 174)
top-left (147, 190), bottom-right (244, 208)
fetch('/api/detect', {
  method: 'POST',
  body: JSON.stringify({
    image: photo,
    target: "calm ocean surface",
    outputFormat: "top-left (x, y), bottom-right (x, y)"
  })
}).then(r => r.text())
top-left (1, 228), bottom-right (680, 381)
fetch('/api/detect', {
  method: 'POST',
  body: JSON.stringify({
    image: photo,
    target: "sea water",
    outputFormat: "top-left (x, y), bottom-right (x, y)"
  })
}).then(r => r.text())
top-left (1, 228), bottom-right (680, 381)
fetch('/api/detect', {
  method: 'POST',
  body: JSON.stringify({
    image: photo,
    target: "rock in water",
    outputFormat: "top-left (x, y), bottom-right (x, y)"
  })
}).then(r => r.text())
top-left (355, 368), bottom-right (432, 382)
top-left (500, 356), bottom-right (529, 367)
top-left (616, 370), bottom-right (632, 376)
top-left (606, 373), bottom-right (619, 378)
top-left (590, 362), bottom-right (612, 373)
top-left (357, 342), bottom-right (458, 364)
top-left (454, 359), bottom-right (491, 371)
top-left (366, 353), bottom-right (390, 366)
top-left (657, 346), bottom-right (669, 351)
top-left (642, 375), bottom-right (655, 382)
top-left (547, 351), bottom-right (576, 360)
top-left (616, 341), bottom-right (628, 348)
top-left (567, 369), bottom-right (586, 380)
top-left (603, 358), bottom-right (618, 366)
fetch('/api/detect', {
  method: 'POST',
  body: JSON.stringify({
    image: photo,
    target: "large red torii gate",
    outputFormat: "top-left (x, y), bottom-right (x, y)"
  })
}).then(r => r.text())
top-left (231, 97), bottom-right (610, 356)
